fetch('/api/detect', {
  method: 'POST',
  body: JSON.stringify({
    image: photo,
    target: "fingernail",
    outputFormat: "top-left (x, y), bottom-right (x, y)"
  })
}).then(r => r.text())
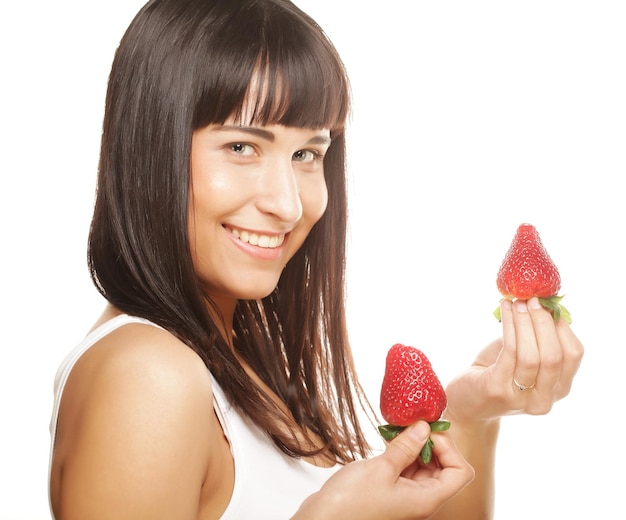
top-left (514, 300), bottom-right (528, 313)
top-left (528, 297), bottom-right (541, 310)
top-left (408, 421), bottom-right (430, 441)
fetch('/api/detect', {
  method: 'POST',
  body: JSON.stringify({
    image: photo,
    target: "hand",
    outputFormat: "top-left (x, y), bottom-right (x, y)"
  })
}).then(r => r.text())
top-left (292, 421), bottom-right (474, 520)
top-left (445, 297), bottom-right (584, 424)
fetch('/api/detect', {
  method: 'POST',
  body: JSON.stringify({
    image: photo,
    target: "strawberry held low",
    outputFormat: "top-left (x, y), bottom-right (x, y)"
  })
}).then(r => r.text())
top-left (378, 343), bottom-right (450, 464)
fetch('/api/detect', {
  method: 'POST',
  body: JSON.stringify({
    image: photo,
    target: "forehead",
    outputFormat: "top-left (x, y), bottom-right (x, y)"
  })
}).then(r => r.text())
top-left (192, 27), bottom-right (349, 132)
top-left (230, 67), bottom-right (291, 127)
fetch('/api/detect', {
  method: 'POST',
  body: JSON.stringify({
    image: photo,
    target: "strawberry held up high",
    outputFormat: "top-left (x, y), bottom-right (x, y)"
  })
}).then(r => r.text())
top-left (494, 223), bottom-right (571, 323)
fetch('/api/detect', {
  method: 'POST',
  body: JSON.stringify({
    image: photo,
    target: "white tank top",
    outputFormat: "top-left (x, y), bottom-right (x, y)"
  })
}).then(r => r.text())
top-left (49, 314), bottom-right (340, 519)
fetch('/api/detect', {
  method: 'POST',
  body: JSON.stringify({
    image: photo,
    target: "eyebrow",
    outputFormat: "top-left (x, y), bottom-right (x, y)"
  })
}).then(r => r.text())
top-left (215, 125), bottom-right (332, 147)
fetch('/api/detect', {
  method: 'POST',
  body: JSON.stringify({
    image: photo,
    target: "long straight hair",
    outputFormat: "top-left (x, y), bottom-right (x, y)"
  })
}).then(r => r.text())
top-left (88, 0), bottom-right (373, 462)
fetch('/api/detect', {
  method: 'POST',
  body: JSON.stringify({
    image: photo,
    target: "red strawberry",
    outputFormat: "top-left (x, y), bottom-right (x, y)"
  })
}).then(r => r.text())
top-left (378, 343), bottom-right (449, 463)
top-left (494, 223), bottom-right (571, 323)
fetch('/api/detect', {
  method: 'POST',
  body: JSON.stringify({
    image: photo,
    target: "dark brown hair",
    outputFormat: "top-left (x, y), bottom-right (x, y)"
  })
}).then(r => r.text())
top-left (88, 0), bottom-right (372, 462)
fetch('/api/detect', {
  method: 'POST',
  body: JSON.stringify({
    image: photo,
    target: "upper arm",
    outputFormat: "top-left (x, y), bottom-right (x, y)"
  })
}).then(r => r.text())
top-left (52, 324), bottom-right (215, 520)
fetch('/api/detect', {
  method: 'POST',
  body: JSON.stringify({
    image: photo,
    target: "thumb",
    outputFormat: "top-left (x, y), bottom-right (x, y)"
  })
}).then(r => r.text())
top-left (383, 421), bottom-right (431, 474)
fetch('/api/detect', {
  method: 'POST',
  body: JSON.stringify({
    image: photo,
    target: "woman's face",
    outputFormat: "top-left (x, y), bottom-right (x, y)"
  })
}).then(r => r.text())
top-left (188, 121), bottom-right (331, 304)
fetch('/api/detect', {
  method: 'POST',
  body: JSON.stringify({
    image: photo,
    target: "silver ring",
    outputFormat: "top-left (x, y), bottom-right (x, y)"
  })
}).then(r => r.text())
top-left (513, 378), bottom-right (536, 391)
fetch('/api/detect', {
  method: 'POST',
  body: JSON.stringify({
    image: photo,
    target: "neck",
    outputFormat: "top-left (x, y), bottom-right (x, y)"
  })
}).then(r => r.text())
top-left (205, 296), bottom-right (237, 349)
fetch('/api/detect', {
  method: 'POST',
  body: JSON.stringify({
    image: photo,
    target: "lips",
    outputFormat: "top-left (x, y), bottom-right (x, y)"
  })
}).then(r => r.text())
top-left (225, 226), bottom-right (286, 249)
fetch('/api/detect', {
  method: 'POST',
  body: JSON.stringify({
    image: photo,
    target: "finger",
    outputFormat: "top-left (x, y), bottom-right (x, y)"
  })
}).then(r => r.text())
top-left (554, 319), bottom-right (584, 397)
top-left (527, 297), bottom-right (562, 394)
top-left (495, 299), bottom-right (538, 387)
top-left (426, 432), bottom-right (475, 498)
top-left (492, 299), bottom-right (517, 382)
top-left (382, 421), bottom-right (431, 477)
top-left (511, 299), bottom-right (540, 391)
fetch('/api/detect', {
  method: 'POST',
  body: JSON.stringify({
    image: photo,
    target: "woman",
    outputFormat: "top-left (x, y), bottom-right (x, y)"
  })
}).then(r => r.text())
top-left (48, 0), bottom-right (583, 518)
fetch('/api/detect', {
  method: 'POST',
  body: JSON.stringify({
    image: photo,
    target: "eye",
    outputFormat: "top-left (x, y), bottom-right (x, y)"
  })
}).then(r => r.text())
top-left (229, 143), bottom-right (255, 156)
top-left (292, 149), bottom-right (322, 163)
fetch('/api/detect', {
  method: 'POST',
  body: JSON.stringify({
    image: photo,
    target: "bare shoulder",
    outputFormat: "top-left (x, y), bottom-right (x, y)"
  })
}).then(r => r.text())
top-left (68, 319), bottom-right (214, 416)
top-left (51, 319), bottom-right (219, 519)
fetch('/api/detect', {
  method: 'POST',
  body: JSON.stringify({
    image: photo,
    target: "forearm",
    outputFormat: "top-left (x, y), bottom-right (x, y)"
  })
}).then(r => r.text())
top-left (431, 417), bottom-right (500, 520)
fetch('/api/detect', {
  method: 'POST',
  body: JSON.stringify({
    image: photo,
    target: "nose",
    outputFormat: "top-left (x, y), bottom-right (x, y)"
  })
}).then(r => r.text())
top-left (256, 157), bottom-right (303, 223)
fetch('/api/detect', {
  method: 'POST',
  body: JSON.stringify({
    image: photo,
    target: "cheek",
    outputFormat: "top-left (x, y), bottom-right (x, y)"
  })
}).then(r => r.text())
top-left (187, 198), bottom-right (202, 270)
top-left (300, 176), bottom-right (329, 224)
top-left (186, 181), bottom-right (221, 268)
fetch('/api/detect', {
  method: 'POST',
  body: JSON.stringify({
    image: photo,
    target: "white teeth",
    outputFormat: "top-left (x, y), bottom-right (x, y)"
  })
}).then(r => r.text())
top-left (228, 227), bottom-right (284, 248)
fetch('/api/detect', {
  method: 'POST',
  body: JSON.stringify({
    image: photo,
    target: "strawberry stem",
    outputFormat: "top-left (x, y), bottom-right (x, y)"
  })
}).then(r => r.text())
top-left (377, 420), bottom-right (451, 464)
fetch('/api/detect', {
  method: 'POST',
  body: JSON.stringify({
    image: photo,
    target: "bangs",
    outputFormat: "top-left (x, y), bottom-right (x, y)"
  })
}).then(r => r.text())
top-left (192, 1), bottom-right (350, 132)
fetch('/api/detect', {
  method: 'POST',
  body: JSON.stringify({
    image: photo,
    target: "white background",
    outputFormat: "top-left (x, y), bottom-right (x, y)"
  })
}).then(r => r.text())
top-left (1, 1), bottom-right (624, 518)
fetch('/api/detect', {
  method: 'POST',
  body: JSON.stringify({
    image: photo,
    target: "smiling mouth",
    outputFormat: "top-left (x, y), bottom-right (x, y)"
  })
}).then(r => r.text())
top-left (226, 226), bottom-right (286, 249)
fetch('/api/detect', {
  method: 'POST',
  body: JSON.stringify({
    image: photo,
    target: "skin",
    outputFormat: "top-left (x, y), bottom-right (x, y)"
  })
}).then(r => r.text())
top-left (293, 297), bottom-right (583, 519)
top-left (50, 120), bottom-right (584, 519)
top-left (50, 312), bottom-right (229, 519)
top-left (433, 297), bottom-right (584, 518)
top-left (293, 422), bottom-right (474, 520)
top-left (187, 122), bottom-right (331, 334)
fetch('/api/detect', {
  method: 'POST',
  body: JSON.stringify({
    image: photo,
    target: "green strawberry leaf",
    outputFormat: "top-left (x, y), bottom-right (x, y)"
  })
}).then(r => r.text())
top-left (421, 439), bottom-right (434, 464)
top-left (378, 421), bottom-right (451, 463)
top-left (429, 420), bottom-right (451, 432)
top-left (538, 295), bottom-right (572, 324)
top-left (493, 295), bottom-right (572, 324)
top-left (377, 424), bottom-right (405, 441)
top-left (378, 421), bottom-right (451, 441)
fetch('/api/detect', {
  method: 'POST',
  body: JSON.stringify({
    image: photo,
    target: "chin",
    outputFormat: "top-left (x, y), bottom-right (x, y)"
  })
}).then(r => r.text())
top-left (235, 279), bottom-right (281, 301)
top-left (245, 287), bottom-right (278, 300)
